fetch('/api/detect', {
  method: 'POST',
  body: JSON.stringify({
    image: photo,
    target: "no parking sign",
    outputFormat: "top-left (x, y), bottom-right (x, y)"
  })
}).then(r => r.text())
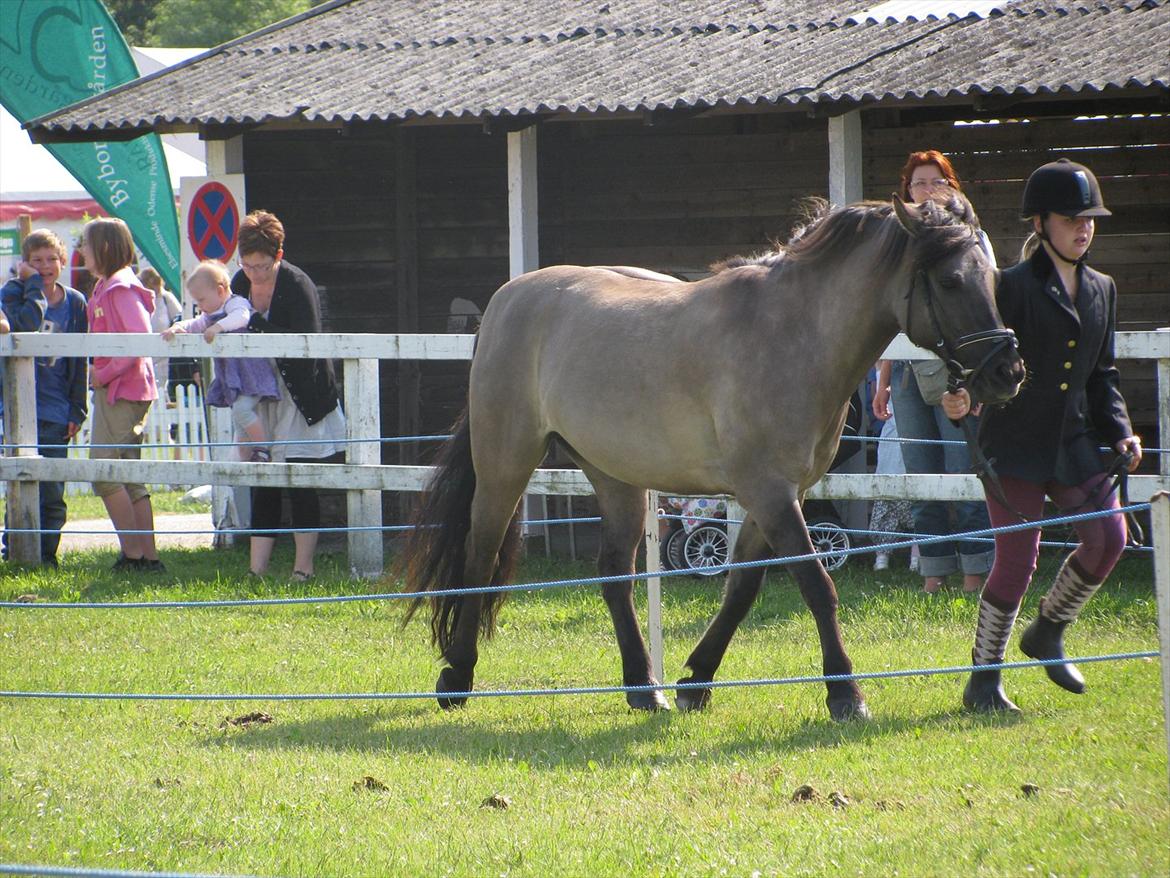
top-left (180, 175), bottom-right (247, 286)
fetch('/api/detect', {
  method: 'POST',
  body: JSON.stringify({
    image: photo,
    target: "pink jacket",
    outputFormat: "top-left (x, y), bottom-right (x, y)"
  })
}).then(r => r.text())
top-left (88, 267), bottom-right (158, 404)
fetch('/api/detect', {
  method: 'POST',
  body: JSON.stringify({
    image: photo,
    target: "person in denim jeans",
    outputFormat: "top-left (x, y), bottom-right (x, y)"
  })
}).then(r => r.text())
top-left (872, 150), bottom-right (995, 594)
top-left (888, 360), bottom-right (992, 592)
top-left (0, 229), bottom-right (88, 567)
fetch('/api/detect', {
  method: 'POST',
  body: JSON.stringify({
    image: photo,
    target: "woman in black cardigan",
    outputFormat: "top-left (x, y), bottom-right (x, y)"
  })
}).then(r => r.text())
top-left (231, 210), bottom-right (346, 580)
top-left (944, 160), bottom-right (1142, 713)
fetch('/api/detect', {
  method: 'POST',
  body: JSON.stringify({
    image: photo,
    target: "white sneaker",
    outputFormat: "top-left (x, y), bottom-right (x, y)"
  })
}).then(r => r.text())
top-left (873, 553), bottom-right (889, 571)
top-left (909, 554), bottom-right (920, 572)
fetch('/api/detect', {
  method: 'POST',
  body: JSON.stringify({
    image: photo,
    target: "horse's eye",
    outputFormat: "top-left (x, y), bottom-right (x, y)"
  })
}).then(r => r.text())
top-left (937, 272), bottom-right (962, 290)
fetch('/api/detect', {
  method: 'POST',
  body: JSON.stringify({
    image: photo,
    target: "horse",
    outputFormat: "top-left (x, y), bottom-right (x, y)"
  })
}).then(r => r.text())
top-left (400, 193), bottom-right (1025, 721)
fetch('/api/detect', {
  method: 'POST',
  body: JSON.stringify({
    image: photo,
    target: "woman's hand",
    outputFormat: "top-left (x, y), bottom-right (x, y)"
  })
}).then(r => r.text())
top-left (941, 388), bottom-right (972, 420)
top-left (65, 422), bottom-right (81, 440)
top-left (202, 324), bottom-right (222, 343)
top-left (1115, 437), bottom-right (1142, 472)
top-left (872, 383), bottom-right (892, 421)
top-left (161, 327), bottom-right (179, 341)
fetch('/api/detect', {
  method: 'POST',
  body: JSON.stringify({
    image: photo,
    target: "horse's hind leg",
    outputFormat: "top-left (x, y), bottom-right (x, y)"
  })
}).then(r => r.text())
top-left (676, 516), bottom-right (771, 712)
top-left (579, 464), bottom-right (670, 712)
top-left (438, 464), bottom-right (540, 709)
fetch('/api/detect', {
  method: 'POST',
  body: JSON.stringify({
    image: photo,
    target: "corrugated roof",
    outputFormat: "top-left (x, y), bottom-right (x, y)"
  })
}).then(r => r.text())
top-left (26, 0), bottom-right (1170, 138)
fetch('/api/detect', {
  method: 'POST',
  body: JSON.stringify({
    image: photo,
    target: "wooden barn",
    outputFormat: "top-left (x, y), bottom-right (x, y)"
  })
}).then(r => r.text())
top-left (28, 0), bottom-right (1170, 489)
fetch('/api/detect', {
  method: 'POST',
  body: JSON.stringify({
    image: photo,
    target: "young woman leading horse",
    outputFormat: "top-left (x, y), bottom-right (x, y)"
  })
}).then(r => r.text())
top-left (402, 193), bottom-right (1025, 721)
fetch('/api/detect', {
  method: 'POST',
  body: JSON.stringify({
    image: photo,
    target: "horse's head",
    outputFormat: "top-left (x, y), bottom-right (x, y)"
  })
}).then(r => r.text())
top-left (892, 193), bottom-right (1025, 404)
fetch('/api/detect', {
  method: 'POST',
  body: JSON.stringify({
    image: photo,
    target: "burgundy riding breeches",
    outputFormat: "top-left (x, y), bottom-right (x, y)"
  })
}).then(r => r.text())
top-left (983, 472), bottom-right (1127, 607)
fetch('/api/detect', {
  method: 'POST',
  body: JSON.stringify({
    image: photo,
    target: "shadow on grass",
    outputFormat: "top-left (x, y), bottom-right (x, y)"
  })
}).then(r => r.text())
top-left (210, 697), bottom-right (1025, 768)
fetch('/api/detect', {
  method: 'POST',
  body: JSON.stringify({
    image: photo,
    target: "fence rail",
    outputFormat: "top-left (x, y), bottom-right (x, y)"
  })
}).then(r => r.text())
top-left (3, 331), bottom-right (1168, 580)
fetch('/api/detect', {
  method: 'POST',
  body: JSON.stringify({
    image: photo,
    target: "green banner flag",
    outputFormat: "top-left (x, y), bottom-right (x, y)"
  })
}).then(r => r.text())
top-left (0, 0), bottom-right (182, 292)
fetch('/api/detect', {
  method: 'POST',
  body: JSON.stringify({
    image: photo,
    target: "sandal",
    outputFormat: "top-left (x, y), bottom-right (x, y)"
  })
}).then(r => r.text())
top-left (290, 570), bottom-right (313, 583)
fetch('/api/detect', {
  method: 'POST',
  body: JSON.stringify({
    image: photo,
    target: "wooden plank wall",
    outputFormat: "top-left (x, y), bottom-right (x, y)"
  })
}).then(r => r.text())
top-left (862, 112), bottom-right (1169, 435)
top-left (540, 115), bottom-right (830, 277)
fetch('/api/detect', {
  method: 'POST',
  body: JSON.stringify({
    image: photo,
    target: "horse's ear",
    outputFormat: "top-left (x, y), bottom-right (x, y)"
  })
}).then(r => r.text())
top-left (892, 194), bottom-right (923, 237)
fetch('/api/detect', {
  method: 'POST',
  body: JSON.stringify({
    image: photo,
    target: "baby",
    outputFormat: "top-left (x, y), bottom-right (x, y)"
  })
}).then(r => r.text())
top-left (163, 260), bottom-right (280, 461)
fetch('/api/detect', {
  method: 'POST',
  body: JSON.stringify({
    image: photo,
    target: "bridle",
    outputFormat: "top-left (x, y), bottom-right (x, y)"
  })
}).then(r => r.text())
top-left (904, 266), bottom-right (1018, 397)
top-left (904, 260), bottom-right (1020, 516)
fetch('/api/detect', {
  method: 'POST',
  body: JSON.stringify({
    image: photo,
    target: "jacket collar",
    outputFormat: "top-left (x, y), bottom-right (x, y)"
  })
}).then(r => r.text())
top-left (1028, 246), bottom-right (1084, 325)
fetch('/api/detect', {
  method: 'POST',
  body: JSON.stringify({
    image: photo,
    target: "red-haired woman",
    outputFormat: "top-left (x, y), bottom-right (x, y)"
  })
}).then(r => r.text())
top-left (872, 150), bottom-right (996, 595)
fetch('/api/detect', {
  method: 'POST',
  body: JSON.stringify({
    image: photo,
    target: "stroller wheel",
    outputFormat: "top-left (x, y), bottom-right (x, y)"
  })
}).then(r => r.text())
top-left (661, 525), bottom-right (687, 571)
top-left (807, 520), bottom-right (850, 571)
top-left (683, 524), bottom-right (730, 577)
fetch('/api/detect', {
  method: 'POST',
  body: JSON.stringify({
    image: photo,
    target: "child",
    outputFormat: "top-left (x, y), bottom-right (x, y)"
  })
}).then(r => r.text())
top-left (163, 260), bottom-right (279, 461)
top-left (943, 159), bottom-right (1141, 713)
top-left (83, 217), bottom-right (163, 573)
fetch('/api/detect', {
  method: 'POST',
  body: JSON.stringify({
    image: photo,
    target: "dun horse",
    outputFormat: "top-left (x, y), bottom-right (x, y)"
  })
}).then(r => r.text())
top-left (402, 194), bottom-right (1025, 720)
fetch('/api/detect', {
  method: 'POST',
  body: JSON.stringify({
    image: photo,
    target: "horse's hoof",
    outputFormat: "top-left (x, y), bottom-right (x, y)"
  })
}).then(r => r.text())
top-left (627, 685), bottom-right (671, 712)
top-left (827, 696), bottom-right (871, 722)
top-left (674, 676), bottom-right (712, 713)
top-left (436, 667), bottom-right (472, 710)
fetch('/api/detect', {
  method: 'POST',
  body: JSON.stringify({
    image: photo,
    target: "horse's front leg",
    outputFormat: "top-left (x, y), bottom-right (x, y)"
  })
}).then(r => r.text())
top-left (754, 495), bottom-right (868, 721)
top-left (676, 516), bottom-right (770, 712)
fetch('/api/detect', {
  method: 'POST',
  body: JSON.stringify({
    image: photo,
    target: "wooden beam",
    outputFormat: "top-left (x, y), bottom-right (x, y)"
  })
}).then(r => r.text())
top-left (828, 109), bottom-right (864, 206)
top-left (345, 357), bottom-right (383, 577)
top-left (2, 357), bottom-right (40, 564)
top-left (508, 126), bottom-right (539, 277)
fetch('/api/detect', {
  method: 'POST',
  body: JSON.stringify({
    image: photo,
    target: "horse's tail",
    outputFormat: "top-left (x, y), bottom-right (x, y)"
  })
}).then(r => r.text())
top-left (399, 407), bottom-right (522, 653)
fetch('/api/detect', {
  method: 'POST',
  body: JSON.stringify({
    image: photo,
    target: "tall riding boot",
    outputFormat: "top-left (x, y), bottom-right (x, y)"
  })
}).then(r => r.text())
top-left (1019, 556), bottom-right (1102, 694)
top-left (963, 596), bottom-right (1021, 713)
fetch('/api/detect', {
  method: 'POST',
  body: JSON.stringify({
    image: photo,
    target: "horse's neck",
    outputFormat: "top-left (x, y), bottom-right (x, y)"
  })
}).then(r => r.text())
top-left (787, 263), bottom-right (906, 411)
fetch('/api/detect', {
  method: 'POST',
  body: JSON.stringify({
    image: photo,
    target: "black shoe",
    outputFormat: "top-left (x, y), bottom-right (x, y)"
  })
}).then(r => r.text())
top-left (141, 559), bottom-right (167, 574)
top-left (1020, 615), bottom-right (1085, 694)
top-left (963, 669), bottom-right (1021, 713)
top-left (111, 553), bottom-right (145, 572)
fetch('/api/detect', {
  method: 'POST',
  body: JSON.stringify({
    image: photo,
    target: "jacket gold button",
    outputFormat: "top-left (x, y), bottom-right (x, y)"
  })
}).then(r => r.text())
top-left (1059, 382), bottom-right (1069, 391)
top-left (1064, 362), bottom-right (1072, 369)
top-left (1067, 340), bottom-right (1076, 348)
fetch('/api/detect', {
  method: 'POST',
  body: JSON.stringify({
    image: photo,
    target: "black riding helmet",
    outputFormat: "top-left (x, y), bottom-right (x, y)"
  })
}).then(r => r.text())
top-left (1020, 158), bottom-right (1111, 219)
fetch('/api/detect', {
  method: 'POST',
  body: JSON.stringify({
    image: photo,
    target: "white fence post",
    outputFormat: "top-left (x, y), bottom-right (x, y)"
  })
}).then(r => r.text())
top-left (2, 355), bottom-right (40, 563)
top-left (344, 357), bottom-right (382, 578)
top-left (644, 490), bottom-right (664, 684)
top-left (1150, 491), bottom-right (1170, 797)
top-left (726, 499), bottom-right (745, 556)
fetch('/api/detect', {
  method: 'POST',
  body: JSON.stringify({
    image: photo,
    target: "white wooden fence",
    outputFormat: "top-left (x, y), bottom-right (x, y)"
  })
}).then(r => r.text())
top-left (2, 331), bottom-right (1168, 585)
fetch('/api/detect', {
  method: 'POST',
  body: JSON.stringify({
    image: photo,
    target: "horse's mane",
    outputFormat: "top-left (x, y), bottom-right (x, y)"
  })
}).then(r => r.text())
top-left (710, 195), bottom-right (981, 275)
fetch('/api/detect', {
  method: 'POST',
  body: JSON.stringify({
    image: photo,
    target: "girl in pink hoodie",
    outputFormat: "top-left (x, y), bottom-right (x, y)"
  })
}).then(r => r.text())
top-left (82, 218), bottom-right (163, 573)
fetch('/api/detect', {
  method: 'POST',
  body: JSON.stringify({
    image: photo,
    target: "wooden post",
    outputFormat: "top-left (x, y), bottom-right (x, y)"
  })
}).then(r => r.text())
top-left (395, 128), bottom-right (421, 480)
top-left (344, 357), bottom-right (383, 578)
top-left (1150, 492), bottom-right (1170, 796)
top-left (508, 125), bottom-right (545, 548)
top-left (644, 490), bottom-right (664, 684)
top-left (3, 355), bottom-right (41, 564)
top-left (17, 213), bottom-right (33, 242)
top-left (726, 499), bottom-right (745, 556)
top-left (1159, 358), bottom-right (1169, 482)
top-left (828, 110), bottom-right (864, 206)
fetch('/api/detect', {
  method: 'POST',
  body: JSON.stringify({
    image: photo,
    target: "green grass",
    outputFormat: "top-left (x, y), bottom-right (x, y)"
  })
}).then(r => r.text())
top-left (1, 546), bottom-right (1166, 877)
top-left (63, 489), bottom-right (204, 521)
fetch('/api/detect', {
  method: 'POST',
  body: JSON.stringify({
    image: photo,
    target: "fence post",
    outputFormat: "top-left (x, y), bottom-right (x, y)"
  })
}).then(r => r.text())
top-left (2, 354), bottom-right (41, 564)
top-left (1158, 358), bottom-right (1169, 482)
top-left (1150, 491), bottom-right (1170, 797)
top-left (726, 499), bottom-right (745, 555)
top-left (344, 357), bottom-right (382, 578)
top-left (644, 490), bottom-right (664, 684)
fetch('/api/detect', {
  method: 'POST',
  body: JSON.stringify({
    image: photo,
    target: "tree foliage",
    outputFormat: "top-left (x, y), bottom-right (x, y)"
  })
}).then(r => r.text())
top-left (106, 0), bottom-right (326, 49)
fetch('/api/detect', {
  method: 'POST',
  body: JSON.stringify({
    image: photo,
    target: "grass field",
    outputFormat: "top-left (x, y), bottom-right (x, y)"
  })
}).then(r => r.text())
top-left (1, 543), bottom-right (1166, 877)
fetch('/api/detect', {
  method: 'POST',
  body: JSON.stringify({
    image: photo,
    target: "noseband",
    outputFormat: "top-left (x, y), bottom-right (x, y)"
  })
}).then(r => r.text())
top-left (905, 268), bottom-right (1017, 394)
